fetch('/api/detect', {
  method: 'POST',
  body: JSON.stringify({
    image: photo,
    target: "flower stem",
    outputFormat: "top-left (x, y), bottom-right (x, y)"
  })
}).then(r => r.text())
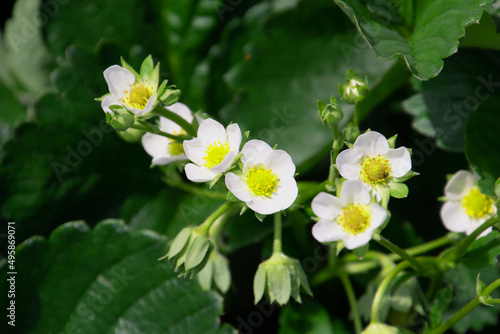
top-left (273, 212), bottom-right (283, 254)
top-left (132, 123), bottom-right (185, 141)
top-left (370, 261), bottom-right (410, 323)
top-left (165, 178), bottom-right (227, 200)
top-left (429, 278), bottom-right (500, 334)
top-left (153, 104), bottom-right (197, 137)
top-left (338, 270), bottom-right (363, 334)
top-left (199, 202), bottom-right (234, 234)
top-left (453, 216), bottom-right (498, 261)
top-left (375, 235), bottom-right (427, 273)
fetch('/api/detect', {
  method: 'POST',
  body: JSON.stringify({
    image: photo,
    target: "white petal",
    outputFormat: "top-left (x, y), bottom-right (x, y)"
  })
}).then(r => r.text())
top-left (311, 192), bottom-right (345, 220)
top-left (141, 133), bottom-right (169, 159)
top-left (336, 149), bottom-right (362, 180)
top-left (247, 178), bottom-right (298, 215)
top-left (312, 220), bottom-right (346, 243)
top-left (225, 173), bottom-right (252, 201)
top-left (127, 94), bottom-right (156, 116)
top-left (183, 137), bottom-right (207, 166)
top-left (184, 163), bottom-right (216, 182)
top-left (343, 233), bottom-right (373, 250)
top-left (101, 94), bottom-right (120, 114)
top-left (354, 131), bottom-right (389, 156)
top-left (264, 149), bottom-right (296, 179)
top-left (340, 180), bottom-right (371, 205)
top-left (197, 118), bottom-right (227, 143)
top-left (444, 170), bottom-right (478, 201)
top-left (440, 201), bottom-right (470, 233)
top-left (241, 140), bottom-right (273, 165)
top-left (210, 151), bottom-right (236, 174)
top-left (386, 147), bottom-right (412, 177)
top-left (226, 123), bottom-right (242, 152)
top-left (103, 65), bottom-right (135, 97)
top-left (152, 155), bottom-right (185, 165)
top-left (369, 203), bottom-right (387, 229)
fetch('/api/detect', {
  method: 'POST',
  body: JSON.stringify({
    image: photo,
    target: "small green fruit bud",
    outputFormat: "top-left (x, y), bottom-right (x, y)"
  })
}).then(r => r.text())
top-left (106, 106), bottom-right (135, 131)
top-left (318, 96), bottom-right (343, 128)
top-left (361, 323), bottom-right (401, 334)
top-left (339, 69), bottom-right (368, 104)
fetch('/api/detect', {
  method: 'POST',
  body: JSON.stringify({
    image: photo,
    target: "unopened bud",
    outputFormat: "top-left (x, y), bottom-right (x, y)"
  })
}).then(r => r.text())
top-left (339, 69), bottom-right (368, 104)
top-left (318, 96), bottom-right (344, 128)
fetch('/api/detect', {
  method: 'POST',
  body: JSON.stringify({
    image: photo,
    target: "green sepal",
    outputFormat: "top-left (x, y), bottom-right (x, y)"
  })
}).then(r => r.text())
top-left (209, 173), bottom-right (222, 189)
top-left (226, 191), bottom-right (239, 202)
top-left (352, 242), bottom-right (369, 259)
top-left (213, 252), bottom-right (231, 293)
top-left (387, 134), bottom-right (398, 149)
top-left (159, 86), bottom-right (181, 106)
top-left (197, 256), bottom-right (214, 290)
top-left (495, 177), bottom-right (500, 199)
top-left (184, 234), bottom-right (211, 270)
top-left (476, 274), bottom-right (486, 296)
top-left (389, 182), bottom-right (409, 199)
top-left (336, 240), bottom-right (345, 256)
top-left (167, 227), bottom-right (192, 259)
top-left (95, 93), bottom-right (109, 102)
top-left (240, 204), bottom-right (249, 216)
top-left (254, 264), bottom-right (267, 304)
top-left (376, 184), bottom-right (391, 208)
top-left (255, 212), bottom-right (266, 222)
top-left (120, 57), bottom-right (141, 82)
top-left (269, 263), bottom-right (292, 305)
top-left (139, 55), bottom-right (154, 81)
top-left (394, 170), bottom-right (419, 183)
top-left (479, 296), bottom-right (495, 307)
top-left (156, 79), bottom-right (168, 98)
top-left (106, 107), bottom-right (135, 131)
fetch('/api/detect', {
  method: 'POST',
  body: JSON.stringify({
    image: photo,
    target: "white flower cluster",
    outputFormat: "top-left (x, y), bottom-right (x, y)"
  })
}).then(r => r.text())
top-left (311, 131), bottom-right (412, 249)
top-left (140, 104), bottom-right (297, 215)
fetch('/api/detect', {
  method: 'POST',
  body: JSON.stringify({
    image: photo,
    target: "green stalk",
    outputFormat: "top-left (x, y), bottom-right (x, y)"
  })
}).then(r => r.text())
top-left (199, 202), bottom-right (234, 235)
top-left (370, 261), bottom-right (410, 323)
top-left (453, 217), bottom-right (498, 261)
top-left (430, 278), bottom-right (500, 334)
top-left (338, 270), bottom-right (363, 334)
top-left (132, 123), bottom-right (185, 141)
top-left (153, 104), bottom-right (197, 136)
top-left (273, 212), bottom-right (283, 254)
top-left (375, 235), bottom-right (427, 273)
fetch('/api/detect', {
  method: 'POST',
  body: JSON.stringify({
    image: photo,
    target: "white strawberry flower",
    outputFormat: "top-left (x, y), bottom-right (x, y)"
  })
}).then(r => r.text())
top-left (311, 180), bottom-right (387, 249)
top-left (141, 103), bottom-right (194, 165)
top-left (101, 65), bottom-right (157, 116)
top-left (183, 119), bottom-right (242, 182)
top-left (336, 131), bottom-right (411, 198)
top-left (225, 140), bottom-right (298, 215)
top-left (440, 170), bottom-right (497, 237)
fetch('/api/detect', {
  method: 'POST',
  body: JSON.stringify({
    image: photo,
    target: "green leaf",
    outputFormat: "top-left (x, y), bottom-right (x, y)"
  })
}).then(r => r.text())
top-left (429, 286), bottom-right (453, 329)
top-left (334, 0), bottom-right (493, 79)
top-left (0, 80), bottom-right (25, 149)
top-left (389, 182), bottom-right (409, 199)
top-left (0, 220), bottom-right (233, 334)
top-left (460, 12), bottom-right (500, 51)
top-left (466, 95), bottom-right (500, 195)
top-left (403, 49), bottom-right (500, 152)
top-left (461, 231), bottom-right (500, 269)
top-left (279, 299), bottom-right (336, 334)
top-left (3, 0), bottom-right (55, 99)
top-left (218, 0), bottom-right (394, 172)
top-left (444, 263), bottom-right (500, 333)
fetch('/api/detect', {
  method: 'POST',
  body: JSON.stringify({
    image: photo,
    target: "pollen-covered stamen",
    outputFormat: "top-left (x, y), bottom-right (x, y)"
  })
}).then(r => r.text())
top-left (122, 83), bottom-right (154, 110)
top-left (167, 130), bottom-right (187, 156)
top-left (360, 155), bottom-right (391, 185)
top-left (246, 165), bottom-right (279, 197)
top-left (337, 204), bottom-right (370, 235)
top-left (461, 187), bottom-right (495, 219)
top-left (203, 141), bottom-right (230, 168)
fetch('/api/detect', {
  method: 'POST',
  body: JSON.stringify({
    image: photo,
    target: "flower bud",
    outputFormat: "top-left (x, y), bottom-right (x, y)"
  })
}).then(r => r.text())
top-left (343, 121), bottom-right (360, 143)
top-left (164, 226), bottom-right (214, 278)
top-left (339, 69), bottom-right (368, 104)
top-left (105, 106), bottom-right (136, 131)
top-left (253, 252), bottom-right (312, 306)
top-left (318, 96), bottom-right (343, 128)
top-left (197, 250), bottom-right (231, 293)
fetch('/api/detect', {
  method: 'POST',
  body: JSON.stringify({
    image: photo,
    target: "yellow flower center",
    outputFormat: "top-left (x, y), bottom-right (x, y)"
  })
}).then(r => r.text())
top-left (461, 187), bottom-right (494, 219)
top-left (203, 141), bottom-right (230, 168)
top-left (167, 130), bottom-right (186, 156)
top-left (122, 83), bottom-right (154, 110)
top-left (360, 155), bottom-right (390, 185)
top-left (337, 204), bottom-right (370, 235)
top-left (246, 165), bottom-right (279, 197)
